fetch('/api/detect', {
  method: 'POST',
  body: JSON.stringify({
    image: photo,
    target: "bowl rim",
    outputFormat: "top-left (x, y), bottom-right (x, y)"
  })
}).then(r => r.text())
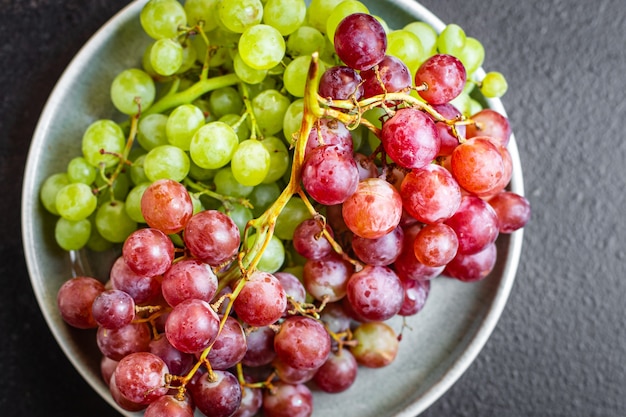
top-left (21, 1), bottom-right (525, 416)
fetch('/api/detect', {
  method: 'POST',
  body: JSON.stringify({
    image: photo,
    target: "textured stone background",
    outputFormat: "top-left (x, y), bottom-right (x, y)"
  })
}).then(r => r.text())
top-left (1, 0), bottom-right (624, 416)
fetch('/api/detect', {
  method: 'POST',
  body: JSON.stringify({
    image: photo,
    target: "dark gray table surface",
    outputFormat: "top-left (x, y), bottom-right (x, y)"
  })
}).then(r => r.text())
top-left (2, 0), bottom-right (624, 416)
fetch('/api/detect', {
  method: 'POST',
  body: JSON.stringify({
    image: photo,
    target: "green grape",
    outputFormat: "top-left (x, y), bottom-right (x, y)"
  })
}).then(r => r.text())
top-left (191, 194), bottom-right (204, 215)
top-left (214, 166), bottom-right (254, 197)
top-left (480, 71), bottom-right (508, 98)
top-left (283, 55), bottom-right (312, 98)
top-left (217, 0), bottom-right (263, 33)
top-left (286, 26), bottom-right (326, 57)
top-left (247, 233), bottom-right (285, 273)
top-left (275, 196), bottom-right (311, 240)
top-left (55, 217), bottom-right (91, 251)
top-left (189, 121), bottom-right (239, 169)
top-left (143, 144), bottom-right (190, 182)
top-left (177, 40), bottom-right (198, 74)
top-left (231, 139), bottom-right (271, 186)
top-left (219, 203), bottom-right (253, 239)
top-left (66, 157), bottom-right (97, 185)
top-left (40, 172), bottom-right (70, 215)
top-left (129, 154), bottom-right (150, 185)
top-left (450, 92), bottom-right (472, 117)
top-left (140, 0), bottom-right (187, 40)
top-left (386, 30), bottom-right (426, 75)
top-left (150, 38), bottom-right (183, 76)
top-left (403, 21), bottom-right (438, 57)
top-left (307, 0), bottom-right (344, 32)
top-left (437, 23), bottom-right (466, 56)
top-left (251, 89), bottom-right (291, 136)
top-left (263, 0), bottom-right (307, 36)
top-left (55, 183), bottom-right (97, 221)
top-left (166, 104), bottom-right (206, 150)
top-left (238, 24), bottom-right (285, 70)
top-left (204, 28), bottom-right (240, 67)
top-left (82, 119), bottom-right (126, 169)
top-left (111, 68), bottom-right (156, 115)
top-left (125, 182), bottom-right (150, 223)
top-left (95, 170), bottom-right (131, 204)
top-left (233, 52), bottom-right (268, 84)
top-left (184, 0), bottom-right (219, 31)
top-left (249, 182), bottom-right (281, 217)
top-left (261, 136), bottom-right (290, 184)
top-left (457, 37), bottom-right (485, 76)
top-left (467, 97), bottom-right (484, 116)
top-left (209, 87), bottom-right (244, 119)
top-left (86, 216), bottom-right (114, 252)
top-left (283, 98), bottom-right (304, 145)
top-left (219, 114), bottom-right (251, 142)
top-left (188, 158), bottom-right (218, 181)
top-left (326, 0), bottom-right (369, 44)
top-left (95, 200), bottom-right (138, 243)
top-left (137, 113), bottom-right (169, 151)
top-left (240, 76), bottom-right (278, 99)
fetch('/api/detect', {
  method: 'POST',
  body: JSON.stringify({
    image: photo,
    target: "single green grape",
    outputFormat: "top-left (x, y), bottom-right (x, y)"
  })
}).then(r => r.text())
top-left (143, 144), bottom-right (190, 182)
top-left (437, 23), bottom-right (466, 56)
top-left (386, 29), bottom-right (426, 75)
top-left (40, 172), bottom-right (70, 215)
top-left (283, 55), bottom-right (313, 98)
top-left (166, 103), bottom-right (205, 150)
top-left (251, 89), bottom-right (291, 136)
top-left (457, 37), bottom-right (485, 76)
top-left (82, 119), bottom-right (126, 169)
top-left (217, 0), bottom-right (263, 33)
top-left (282, 99), bottom-right (304, 146)
top-left (261, 136), bottom-right (290, 184)
top-left (110, 68), bottom-right (156, 115)
top-left (231, 139), bottom-right (271, 186)
top-left (214, 166), bottom-right (254, 198)
top-left (125, 182), bottom-right (150, 223)
top-left (55, 217), bottom-right (91, 251)
top-left (67, 156), bottom-right (97, 185)
top-left (247, 233), bottom-right (285, 273)
top-left (189, 121), bottom-right (239, 169)
top-left (263, 0), bottom-right (307, 36)
top-left (249, 182), bottom-right (281, 217)
top-left (233, 52), bottom-right (268, 85)
top-left (480, 71), bottom-right (508, 98)
top-left (176, 40), bottom-right (198, 74)
top-left (140, 0), bottom-right (187, 40)
top-left (55, 182), bottom-right (97, 221)
top-left (307, 0), bottom-right (345, 33)
top-left (129, 154), bottom-right (150, 185)
top-left (137, 113), bottom-right (169, 151)
top-left (150, 38), bottom-right (183, 76)
top-left (86, 216), bottom-right (114, 252)
top-left (219, 203), bottom-right (253, 240)
top-left (95, 201), bottom-right (137, 243)
top-left (286, 26), bottom-right (326, 57)
top-left (188, 158), bottom-right (218, 181)
top-left (184, 0), bottom-right (219, 31)
top-left (95, 170), bottom-right (131, 204)
top-left (209, 87), bottom-right (244, 119)
top-left (275, 196), bottom-right (311, 240)
top-left (219, 114), bottom-right (251, 143)
top-left (238, 24), bottom-right (285, 70)
top-left (326, 0), bottom-right (369, 44)
top-left (403, 21), bottom-right (438, 57)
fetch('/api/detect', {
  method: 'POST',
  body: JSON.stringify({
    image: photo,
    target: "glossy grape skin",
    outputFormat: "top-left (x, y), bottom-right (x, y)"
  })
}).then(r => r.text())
top-left (292, 218), bottom-right (334, 260)
top-left (110, 256), bottom-right (161, 304)
top-left (274, 315), bottom-right (331, 371)
top-left (346, 265), bottom-right (404, 322)
top-left (398, 274), bottom-right (431, 316)
top-left (140, 0), bottom-right (187, 40)
top-left (305, 118), bottom-right (353, 156)
top-left (238, 24), bottom-right (286, 70)
top-left (350, 321), bottom-right (399, 368)
top-left (232, 382), bottom-right (262, 417)
top-left (273, 357), bottom-right (317, 384)
top-left (161, 259), bottom-right (218, 307)
top-left (465, 108), bottom-right (512, 147)
top-left (393, 223), bottom-right (446, 282)
top-left (431, 103), bottom-right (465, 156)
top-left (183, 209), bottom-right (240, 267)
top-left (56, 276), bottom-right (105, 329)
top-left (262, 382), bottom-right (313, 417)
top-left (413, 222), bottom-right (459, 267)
top-left (301, 144), bottom-right (359, 206)
top-left (207, 316), bottom-right (247, 370)
top-left (313, 349), bottom-right (358, 393)
top-left (109, 372), bottom-right (146, 412)
top-left (148, 335), bottom-right (194, 376)
top-left (351, 225), bottom-right (404, 266)
top-left (188, 370), bottom-right (242, 417)
top-left (342, 177), bottom-right (403, 239)
top-left (488, 191), bottom-right (532, 233)
top-left (444, 195), bottom-right (499, 255)
top-left (122, 227), bottom-right (174, 277)
top-left (415, 53), bottom-right (467, 105)
top-left (144, 394), bottom-right (194, 417)
top-left (241, 325), bottom-right (277, 367)
top-left (97, 322), bottom-right (152, 361)
top-left (274, 271), bottom-right (307, 309)
top-left (302, 253), bottom-right (352, 303)
top-left (165, 298), bottom-right (220, 354)
top-left (110, 68), bottom-right (156, 114)
top-left (381, 107), bottom-right (440, 169)
top-left (445, 241), bottom-right (497, 282)
top-left (114, 352), bottom-right (169, 405)
top-left (91, 289), bottom-right (135, 330)
top-left (141, 179), bottom-right (194, 235)
top-left (233, 271), bottom-right (287, 327)
top-left (334, 13), bottom-right (387, 71)
top-left (401, 164), bottom-right (462, 224)
top-left (451, 136), bottom-right (505, 195)
top-left (360, 55), bottom-right (412, 98)
top-left (318, 65), bottom-right (364, 101)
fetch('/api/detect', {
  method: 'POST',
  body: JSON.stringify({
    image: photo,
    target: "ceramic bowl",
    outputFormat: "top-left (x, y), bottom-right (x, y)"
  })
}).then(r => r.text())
top-left (21, 1), bottom-right (525, 416)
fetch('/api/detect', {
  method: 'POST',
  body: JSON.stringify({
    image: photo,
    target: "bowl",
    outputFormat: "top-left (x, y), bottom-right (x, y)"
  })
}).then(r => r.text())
top-left (21, 1), bottom-right (525, 416)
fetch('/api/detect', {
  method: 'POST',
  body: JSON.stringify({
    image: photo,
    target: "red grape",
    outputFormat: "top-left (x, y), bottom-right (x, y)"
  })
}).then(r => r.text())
top-left (57, 276), bottom-right (105, 329)
top-left (488, 191), bottom-right (531, 233)
top-left (274, 315), bottom-right (331, 371)
top-left (206, 315), bottom-right (247, 370)
top-left (148, 335), bottom-right (195, 376)
top-left (165, 298), bottom-right (220, 354)
top-left (123, 227), bottom-right (174, 277)
top-left (346, 265), bottom-right (404, 321)
top-left (361, 55), bottom-right (412, 98)
top-left (183, 209), bottom-right (240, 267)
top-left (92, 289), bottom-right (135, 330)
top-left (302, 253), bottom-right (352, 302)
top-left (414, 53), bottom-right (466, 105)
top-left (113, 351), bottom-right (169, 405)
top-left (351, 225), bottom-right (404, 266)
top-left (187, 370), bottom-right (242, 417)
top-left (398, 275), bottom-right (431, 316)
top-left (110, 256), bottom-right (161, 304)
top-left (97, 322), bottom-right (151, 361)
top-left (144, 394), bottom-right (194, 417)
top-left (262, 382), bottom-right (313, 417)
top-left (465, 108), bottom-right (512, 147)
top-left (141, 179), bottom-right (193, 234)
top-left (444, 195), bottom-right (499, 255)
top-left (302, 144), bottom-right (360, 206)
top-left (334, 13), bottom-right (387, 71)
top-left (161, 259), bottom-right (218, 307)
top-left (451, 136), bottom-right (505, 195)
top-left (233, 271), bottom-right (287, 327)
top-left (445, 241), bottom-right (497, 282)
top-left (313, 349), bottom-right (358, 393)
top-left (413, 222), bottom-right (459, 267)
top-left (292, 218), bottom-right (334, 260)
top-left (318, 65), bottom-right (364, 100)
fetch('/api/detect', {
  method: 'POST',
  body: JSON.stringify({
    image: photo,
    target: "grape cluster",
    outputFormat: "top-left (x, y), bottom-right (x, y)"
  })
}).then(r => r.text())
top-left (46, 0), bottom-right (531, 416)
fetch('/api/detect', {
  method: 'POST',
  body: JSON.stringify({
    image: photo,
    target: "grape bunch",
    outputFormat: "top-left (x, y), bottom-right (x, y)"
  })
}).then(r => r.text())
top-left (45, 0), bottom-right (531, 416)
